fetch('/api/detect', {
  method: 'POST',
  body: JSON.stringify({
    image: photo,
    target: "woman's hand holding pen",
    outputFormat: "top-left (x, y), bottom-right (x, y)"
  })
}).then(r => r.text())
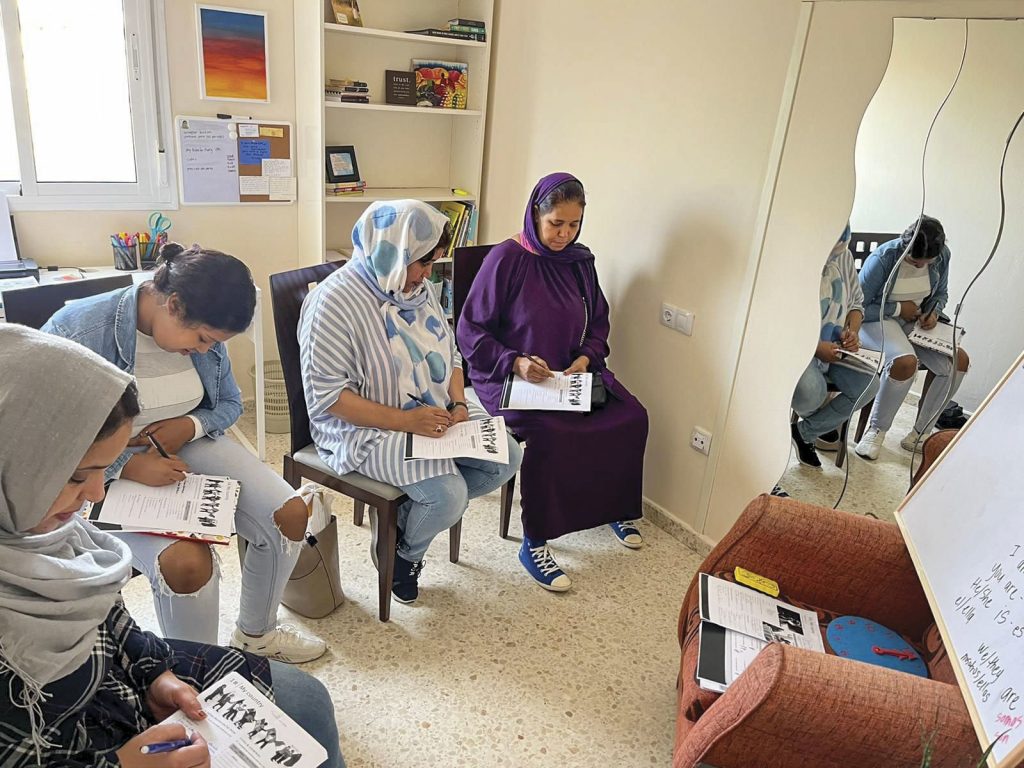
top-left (838, 328), bottom-right (859, 352)
top-left (122, 449), bottom-right (189, 486)
top-left (514, 355), bottom-right (554, 383)
top-left (404, 406), bottom-right (452, 438)
top-left (128, 418), bottom-right (195, 454)
top-left (116, 722), bottom-right (209, 768)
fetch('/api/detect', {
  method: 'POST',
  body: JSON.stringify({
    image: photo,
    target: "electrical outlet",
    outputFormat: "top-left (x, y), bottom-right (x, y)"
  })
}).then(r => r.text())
top-left (660, 303), bottom-right (677, 328)
top-left (674, 309), bottom-right (695, 336)
top-left (691, 427), bottom-right (712, 455)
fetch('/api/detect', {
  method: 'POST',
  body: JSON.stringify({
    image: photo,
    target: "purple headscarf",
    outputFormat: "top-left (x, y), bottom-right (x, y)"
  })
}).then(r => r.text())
top-left (518, 172), bottom-right (593, 263)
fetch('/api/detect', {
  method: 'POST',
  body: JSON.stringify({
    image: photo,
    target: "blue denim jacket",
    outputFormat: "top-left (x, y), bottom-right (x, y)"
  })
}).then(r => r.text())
top-left (42, 284), bottom-right (243, 479)
top-left (859, 238), bottom-right (950, 323)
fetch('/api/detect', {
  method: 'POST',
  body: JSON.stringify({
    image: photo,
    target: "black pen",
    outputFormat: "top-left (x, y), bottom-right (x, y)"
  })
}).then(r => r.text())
top-left (146, 432), bottom-right (171, 459)
top-left (406, 392), bottom-right (429, 407)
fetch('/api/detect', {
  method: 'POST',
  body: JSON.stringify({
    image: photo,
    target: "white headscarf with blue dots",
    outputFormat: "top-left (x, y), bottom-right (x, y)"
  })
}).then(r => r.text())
top-left (351, 200), bottom-right (455, 408)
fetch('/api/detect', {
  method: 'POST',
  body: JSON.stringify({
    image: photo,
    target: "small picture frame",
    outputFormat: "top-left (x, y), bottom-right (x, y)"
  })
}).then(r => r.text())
top-left (325, 145), bottom-right (360, 183)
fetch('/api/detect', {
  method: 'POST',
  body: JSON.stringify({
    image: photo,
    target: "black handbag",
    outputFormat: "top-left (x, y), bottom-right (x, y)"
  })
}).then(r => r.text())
top-left (572, 264), bottom-right (608, 411)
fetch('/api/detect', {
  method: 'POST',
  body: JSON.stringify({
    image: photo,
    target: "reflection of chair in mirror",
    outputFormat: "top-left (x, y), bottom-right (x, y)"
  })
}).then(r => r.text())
top-left (674, 494), bottom-right (978, 768)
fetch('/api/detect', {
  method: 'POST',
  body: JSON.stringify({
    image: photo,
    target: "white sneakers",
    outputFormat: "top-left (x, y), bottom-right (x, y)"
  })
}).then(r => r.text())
top-left (854, 428), bottom-right (887, 461)
top-left (900, 428), bottom-right (927, 454)
top-left (230, 624), bottom-right (327, 664)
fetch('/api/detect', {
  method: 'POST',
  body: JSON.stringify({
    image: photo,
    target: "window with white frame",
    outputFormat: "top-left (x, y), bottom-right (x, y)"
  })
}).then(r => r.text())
top-left (0, 0), bottom-right (173, 209)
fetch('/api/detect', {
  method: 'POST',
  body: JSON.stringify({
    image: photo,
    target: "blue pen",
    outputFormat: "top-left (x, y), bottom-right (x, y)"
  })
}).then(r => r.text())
top-left (140, 737), bottom-right (194, 754)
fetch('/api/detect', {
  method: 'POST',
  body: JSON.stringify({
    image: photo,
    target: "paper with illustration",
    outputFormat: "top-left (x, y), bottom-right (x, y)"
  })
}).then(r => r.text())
top-left (500, 372), bottom-right (592, 412)
top-left (404, 416), bottom-right (510, 463)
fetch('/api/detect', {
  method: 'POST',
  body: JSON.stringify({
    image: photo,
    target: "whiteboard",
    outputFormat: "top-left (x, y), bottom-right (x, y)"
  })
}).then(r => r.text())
top-left (174, 115), bottom-right (294, 206)
top-left (896, 353), bottom-right (1024, 767)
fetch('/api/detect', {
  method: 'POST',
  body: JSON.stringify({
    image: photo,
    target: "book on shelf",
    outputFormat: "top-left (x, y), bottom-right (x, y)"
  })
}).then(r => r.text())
top-left (326, 181), bottom-right (367, 196)
top-left (330, 0), bottom-right (363, 26)
top-left (326, 84), bottom-right (368, 93)
top-left (465, 204), bottom-right (479, 247)
top-left (405, 28), bottom-right (485, 42)
top-left (449, 24), bottom-right (486, 38)
top-left (326, 94), bottom-right (370, 104)
top-left (385, 70), bottom-right (417, 106)
top-left (448, 18), bottom-right (486, 29)
top-left (436, 200), bottom-right (476, 258)
top-left (412, 60), bottom-right (468, 109)
top-left (327, 78), bottom-right (368, 88)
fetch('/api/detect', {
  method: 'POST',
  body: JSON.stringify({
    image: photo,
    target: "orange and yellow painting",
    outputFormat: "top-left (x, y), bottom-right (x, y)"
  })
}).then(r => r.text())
top-left (198, 6), bottom-right (268, 102)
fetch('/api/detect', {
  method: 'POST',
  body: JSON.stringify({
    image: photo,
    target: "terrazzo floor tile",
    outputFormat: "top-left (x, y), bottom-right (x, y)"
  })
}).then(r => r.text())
top-left (121, 405), bottom-right (706, 767)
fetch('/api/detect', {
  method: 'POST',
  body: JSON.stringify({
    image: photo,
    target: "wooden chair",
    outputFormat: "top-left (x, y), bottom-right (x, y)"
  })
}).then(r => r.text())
top-left (268, 260), bottom-right (461, 622)
top-left (452, 244), bottom-right (519, 538)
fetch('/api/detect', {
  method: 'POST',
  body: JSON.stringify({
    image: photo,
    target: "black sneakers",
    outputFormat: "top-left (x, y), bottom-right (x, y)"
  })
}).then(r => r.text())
top-left (392, 554), bottom-right (424, 604)
top-left (790, 422), bottom-right (822, 468)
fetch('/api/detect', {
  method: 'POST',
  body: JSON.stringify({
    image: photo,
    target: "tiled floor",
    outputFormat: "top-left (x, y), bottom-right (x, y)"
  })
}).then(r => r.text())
top-left (122, 408), bottom-right (706, 767)
top-left (776, 397), bottom-right (926, 522)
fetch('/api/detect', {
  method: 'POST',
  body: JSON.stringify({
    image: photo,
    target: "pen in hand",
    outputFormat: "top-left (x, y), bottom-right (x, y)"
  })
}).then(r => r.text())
top-left (146, 432), bottom-right (171, 459)
top-left (140, 737), bottom-right (194, 754)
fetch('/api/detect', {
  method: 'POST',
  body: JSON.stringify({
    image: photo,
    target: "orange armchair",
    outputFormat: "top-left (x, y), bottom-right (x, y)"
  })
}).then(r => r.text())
top-left (674, 494), bottom-right (979, 768)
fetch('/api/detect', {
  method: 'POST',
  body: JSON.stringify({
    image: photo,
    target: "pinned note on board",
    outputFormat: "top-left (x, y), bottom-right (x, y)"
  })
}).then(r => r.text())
top-left (175, 116), bottom-right (293, 205)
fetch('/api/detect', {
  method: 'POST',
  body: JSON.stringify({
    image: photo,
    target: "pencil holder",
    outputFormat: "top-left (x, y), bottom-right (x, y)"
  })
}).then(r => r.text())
top-left (112, 243), bottom-right (139, 271)
top-left (138, 240), bottom-right (158, 268)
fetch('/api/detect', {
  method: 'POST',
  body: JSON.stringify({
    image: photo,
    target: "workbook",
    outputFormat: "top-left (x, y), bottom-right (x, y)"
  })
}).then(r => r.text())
top-left (499, 372), bottom-right (592, 412)
top-left (833, 346), bottom-right (882, 373)
top-left (907, 321), bottom-right (966, 357)
top-left (404, 416), bottom-right (510, 463)
top-left (86, 474), bottom-right (239, 544)
top-left (163, 672), bottom-right (327, 767)
top-left (696, 573), bottom-right (824, 692)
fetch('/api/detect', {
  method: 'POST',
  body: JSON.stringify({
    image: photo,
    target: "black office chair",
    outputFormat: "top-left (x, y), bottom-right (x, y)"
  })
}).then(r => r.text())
top-left (269, 260), bottom-right (463, 622)
top-left (451, 244), bottom-right (522, 539)
top-left (2, 274), bottom-right (134, 329)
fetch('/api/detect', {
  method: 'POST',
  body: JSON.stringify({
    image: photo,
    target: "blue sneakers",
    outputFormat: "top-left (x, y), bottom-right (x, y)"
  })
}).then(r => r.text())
top-left (608, 520), bottom-right (643, 549)
top-left (518, 540), bottom-right (572, 592)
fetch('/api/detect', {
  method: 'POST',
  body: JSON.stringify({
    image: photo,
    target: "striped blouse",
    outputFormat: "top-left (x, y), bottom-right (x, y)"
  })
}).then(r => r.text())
top-left (298, 264), bottom-right (461, 486)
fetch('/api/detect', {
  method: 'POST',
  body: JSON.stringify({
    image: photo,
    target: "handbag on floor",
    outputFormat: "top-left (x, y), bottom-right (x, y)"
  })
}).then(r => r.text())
top-left (237, 484), bottom-right (345, 619)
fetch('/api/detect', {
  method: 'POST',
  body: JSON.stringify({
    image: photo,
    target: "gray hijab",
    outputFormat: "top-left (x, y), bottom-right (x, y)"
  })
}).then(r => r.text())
top-left (0, 325), bottom-right (134, 725)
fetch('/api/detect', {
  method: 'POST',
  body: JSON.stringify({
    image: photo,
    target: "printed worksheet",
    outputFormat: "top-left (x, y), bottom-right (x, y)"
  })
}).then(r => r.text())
top-left (908, 322), bottom-right (965, 357)
top-left (163, 672), bottom-right (327, 768)
top-left (499, 372), bottom-right (592, 411)
top-left (697, 621), bottom-right (769, 693)
top-left (90, 474), bottom-right (239, 538)
top-left (404, 416), bottom-right (510, 463)
top-left (833, 346), bottom-right (882, 373)
top-left (698, 573), bottom-right (825, 652)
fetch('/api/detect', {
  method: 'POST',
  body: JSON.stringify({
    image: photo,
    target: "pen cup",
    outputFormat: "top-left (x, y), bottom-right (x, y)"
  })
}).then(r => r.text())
top-left (138, 240), bottom-right (158, 268)
top-left (112, 242), bottom-right (139, 271)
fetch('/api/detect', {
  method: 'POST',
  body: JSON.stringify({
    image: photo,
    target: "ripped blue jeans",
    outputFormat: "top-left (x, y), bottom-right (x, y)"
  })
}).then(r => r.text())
top-left (114, 437), bottom-right (302, 644)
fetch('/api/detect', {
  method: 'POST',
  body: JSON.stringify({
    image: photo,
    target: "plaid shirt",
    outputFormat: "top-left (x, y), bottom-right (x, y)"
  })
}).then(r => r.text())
top-left (0, 600), bottom-right (270, 767)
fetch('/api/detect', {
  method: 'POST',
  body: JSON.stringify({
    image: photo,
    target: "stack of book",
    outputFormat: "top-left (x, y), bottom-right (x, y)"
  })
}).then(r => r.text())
top-left (326, 181), bottom-right (367, 196)
top-left (325, 78), bottom-right (370, 104)
top-left (405, 17), bottom-right (486, 42)
top-left (436, 200), bottom-right (478, 260)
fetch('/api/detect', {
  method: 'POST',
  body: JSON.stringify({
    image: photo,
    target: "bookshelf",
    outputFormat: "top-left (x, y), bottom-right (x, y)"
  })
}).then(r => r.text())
top-left (295, 0), bottom-right (493, 293)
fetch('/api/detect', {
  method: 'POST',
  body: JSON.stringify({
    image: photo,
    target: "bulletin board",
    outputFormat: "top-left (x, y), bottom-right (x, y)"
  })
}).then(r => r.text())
top-left (896, 352), bottom-right (1024, 767)
top-left (175, 115), bottom-right (295, 205)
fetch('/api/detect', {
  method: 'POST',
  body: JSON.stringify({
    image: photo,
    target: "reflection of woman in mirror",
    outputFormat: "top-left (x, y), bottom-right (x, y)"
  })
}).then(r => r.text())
top-left (457, 173), bottom-right (649, 592)
top-left (790, 226), bottom-right (879, 467)
top-left (854, 216), bottom-right (970, 460)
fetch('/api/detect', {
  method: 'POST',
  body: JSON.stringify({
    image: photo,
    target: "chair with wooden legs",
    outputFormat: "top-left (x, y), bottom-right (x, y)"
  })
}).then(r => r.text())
top-left (269, 261), bottom-right (462, 622)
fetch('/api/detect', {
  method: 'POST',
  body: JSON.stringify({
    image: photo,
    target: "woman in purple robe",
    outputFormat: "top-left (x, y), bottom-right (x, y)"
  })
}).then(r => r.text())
top-left (457, 172), bottom-right (649, 591)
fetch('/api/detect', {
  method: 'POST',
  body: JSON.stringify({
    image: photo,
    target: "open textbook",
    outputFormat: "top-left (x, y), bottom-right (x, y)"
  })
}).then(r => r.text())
top-left (404, 416), bottom-right (510, 463)
top-left (907, 321), bottom-right (965, 357)
top-left (500, 372), bottom-right (592, 411)
top-left (163, 672), bottom-right (327, 768)
top-left (696, 573), bottom-right (824, 692)
top-left (86, 474), bottom-right (239, 544)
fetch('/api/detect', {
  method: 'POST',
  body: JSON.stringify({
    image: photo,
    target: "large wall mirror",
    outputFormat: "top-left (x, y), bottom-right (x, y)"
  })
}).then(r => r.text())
top-left (776, 17), bottom-right (1024, 520)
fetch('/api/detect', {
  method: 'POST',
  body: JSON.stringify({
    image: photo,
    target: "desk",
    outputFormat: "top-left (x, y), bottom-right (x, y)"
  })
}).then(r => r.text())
top-left (10, 269), bottom-right (267, 461)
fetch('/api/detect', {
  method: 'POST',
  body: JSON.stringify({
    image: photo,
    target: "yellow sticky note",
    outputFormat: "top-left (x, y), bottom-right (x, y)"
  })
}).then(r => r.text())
top-left (734, 567), bottom-right (779, 597)
top-left (260, 126), bottom-right (284, 138)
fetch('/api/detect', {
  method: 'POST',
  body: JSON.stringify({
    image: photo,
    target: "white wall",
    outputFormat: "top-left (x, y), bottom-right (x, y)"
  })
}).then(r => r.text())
top-left (10, 0), bottom-right (299, 395)
top-left (480, 0), bottom-right (804, 535)
top-left (851, 18), bottom-right (1024, 411)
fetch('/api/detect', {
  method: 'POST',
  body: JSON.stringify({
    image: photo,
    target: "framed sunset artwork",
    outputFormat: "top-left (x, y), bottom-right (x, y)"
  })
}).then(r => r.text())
top-left (196, 6), bottom-right (269, 102)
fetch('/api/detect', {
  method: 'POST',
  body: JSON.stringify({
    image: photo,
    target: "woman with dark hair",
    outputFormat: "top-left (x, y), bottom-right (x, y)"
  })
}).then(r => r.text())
top-left (42, 244), bottom-right (326, 663)
top-left (0, 324), bottom-right (342, 768)
top-left (854, 215), bottom-right (970, 460)
top-left (299, 200), bottom-right (522, 604)
top-left (457, 173), bottom-right (649, 591)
